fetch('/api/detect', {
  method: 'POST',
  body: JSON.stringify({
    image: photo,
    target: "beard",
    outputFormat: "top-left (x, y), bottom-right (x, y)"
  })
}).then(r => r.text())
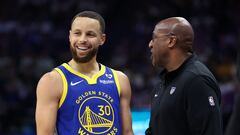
top-left (70, 45), bottom-right (98, 63)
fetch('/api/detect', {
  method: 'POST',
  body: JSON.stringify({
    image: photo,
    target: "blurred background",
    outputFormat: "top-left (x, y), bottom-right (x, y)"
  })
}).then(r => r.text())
top-left (0, 0), bottom-right (239, 135)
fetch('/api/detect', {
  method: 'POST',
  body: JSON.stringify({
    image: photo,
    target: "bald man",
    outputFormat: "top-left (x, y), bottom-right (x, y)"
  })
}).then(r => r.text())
top-left (145, 17), bottom-right (223, 135)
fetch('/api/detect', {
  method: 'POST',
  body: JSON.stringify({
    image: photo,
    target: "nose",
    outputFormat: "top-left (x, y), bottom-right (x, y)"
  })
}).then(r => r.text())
top-left (79, 34), bottom-right (87, 43)
top-left (149, 40), bottom-right (153, 48)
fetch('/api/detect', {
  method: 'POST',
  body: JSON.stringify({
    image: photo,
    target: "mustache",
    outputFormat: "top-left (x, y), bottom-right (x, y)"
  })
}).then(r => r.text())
top-left (70, 45), bottom-right (98, 63)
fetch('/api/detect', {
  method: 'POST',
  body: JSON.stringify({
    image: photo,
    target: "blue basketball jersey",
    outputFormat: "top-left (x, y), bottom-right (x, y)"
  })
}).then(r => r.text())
top-left (54, 63), bottom-right (121, 135)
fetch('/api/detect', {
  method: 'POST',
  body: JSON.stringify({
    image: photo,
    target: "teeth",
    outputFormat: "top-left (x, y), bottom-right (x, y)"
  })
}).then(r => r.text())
top-left (77, 46), bottom-right (88, 50)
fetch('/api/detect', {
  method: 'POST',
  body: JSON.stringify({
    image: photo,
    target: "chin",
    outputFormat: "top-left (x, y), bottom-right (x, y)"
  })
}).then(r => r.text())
top-left (152, 60), bottom-right (161, 68)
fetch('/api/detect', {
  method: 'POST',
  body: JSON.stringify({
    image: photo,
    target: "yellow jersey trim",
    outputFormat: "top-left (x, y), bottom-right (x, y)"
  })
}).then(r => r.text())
top-left (54, 68), bottom-right (68, 108)
top-left (112, 69), bottom-right (121, 97)
top-left (62, 63), bottom-right (106, 84)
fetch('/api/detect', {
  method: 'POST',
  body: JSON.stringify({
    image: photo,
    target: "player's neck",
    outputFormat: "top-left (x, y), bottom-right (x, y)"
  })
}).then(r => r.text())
top-left (68, 59), bottom-right (100, 78)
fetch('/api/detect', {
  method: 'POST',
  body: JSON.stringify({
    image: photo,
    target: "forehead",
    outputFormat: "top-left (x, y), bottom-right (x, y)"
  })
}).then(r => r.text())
top-left (71, 17), bottom-right (101, 31)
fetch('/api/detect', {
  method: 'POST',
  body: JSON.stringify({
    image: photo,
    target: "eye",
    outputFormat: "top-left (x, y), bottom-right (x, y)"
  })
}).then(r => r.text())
top-left (86, 32), bottom-right (97, 37)
top-left (74, 31), bottom-right (81, 35)
top-left (152, 35), bottom-right (156, 42)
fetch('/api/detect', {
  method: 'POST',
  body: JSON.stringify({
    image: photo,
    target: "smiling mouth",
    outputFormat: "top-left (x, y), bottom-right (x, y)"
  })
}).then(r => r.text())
top-left (76, 45), bottom-right (91, 52)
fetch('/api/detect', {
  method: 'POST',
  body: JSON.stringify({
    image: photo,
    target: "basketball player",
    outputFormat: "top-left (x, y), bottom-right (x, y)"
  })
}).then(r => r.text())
top-left (35, 11), bottom-right (133, 135)
top-left (145, 17), bottom-right (223, 135)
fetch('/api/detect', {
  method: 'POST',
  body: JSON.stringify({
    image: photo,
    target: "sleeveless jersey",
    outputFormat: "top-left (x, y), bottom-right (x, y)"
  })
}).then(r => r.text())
top-left (54, 63), bottom-right (121, 135)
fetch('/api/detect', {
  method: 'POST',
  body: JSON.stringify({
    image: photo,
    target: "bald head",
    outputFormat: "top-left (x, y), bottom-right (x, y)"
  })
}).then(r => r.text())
top-left (155, 17), bottom-right (194, 53)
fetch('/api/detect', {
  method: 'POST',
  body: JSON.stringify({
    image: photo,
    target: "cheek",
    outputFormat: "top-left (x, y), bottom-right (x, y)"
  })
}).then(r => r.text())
top-left (153, 45), bottom-right (162, 58)
top-left (69, 36), bottom-right (75, 44)
top-left (153, 43), bottom-right (160, 53)
top-left (91, 39), bottom-right (101, 46)
top-left (69, 34), bottom-right (73, 41)
top-left (69, 40), bottom-right (75, 47)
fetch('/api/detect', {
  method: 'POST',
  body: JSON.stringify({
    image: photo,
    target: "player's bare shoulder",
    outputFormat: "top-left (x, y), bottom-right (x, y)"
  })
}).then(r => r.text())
top-left (115, 70), bottom-right (129, 82)
top-left (115, 70), bottom-right (131, 97)
top-left (36, 70), bottom-right (62, 99)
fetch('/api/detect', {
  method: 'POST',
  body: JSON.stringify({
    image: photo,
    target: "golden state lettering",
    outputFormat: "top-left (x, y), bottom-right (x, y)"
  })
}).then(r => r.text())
top-left (76, 91), bottom-right (96, 104)
top-left (98, 91), bottom-right (114, 103)
top-left (107, 127), bottom-right (118, 135)
top-left (78, 127), bottom-right (88, 135)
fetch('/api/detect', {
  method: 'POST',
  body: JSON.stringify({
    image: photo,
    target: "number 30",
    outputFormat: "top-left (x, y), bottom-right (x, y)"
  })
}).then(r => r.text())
top-left (98, 105), bottom-right (111, 116)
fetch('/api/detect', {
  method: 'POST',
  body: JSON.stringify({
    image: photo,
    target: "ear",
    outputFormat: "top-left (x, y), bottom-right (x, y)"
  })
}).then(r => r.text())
top-left (69, 30), bottom-right (72, 42)
top-left (99, 33), bottom-right (106, 46)
top-left (168, 35), bottom-right (177, 48)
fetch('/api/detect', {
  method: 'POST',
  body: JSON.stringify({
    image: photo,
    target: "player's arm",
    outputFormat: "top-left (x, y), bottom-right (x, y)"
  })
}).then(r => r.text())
top-left (116, 71), bottom-right (134, 135)
top-left (35, 71), bottom-right (62, 135)
top-left (185, 76), bottom-right (223, 135)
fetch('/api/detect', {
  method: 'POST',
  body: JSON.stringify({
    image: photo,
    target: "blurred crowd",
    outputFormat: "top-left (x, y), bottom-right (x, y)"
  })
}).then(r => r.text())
top-left (0, 0), bottom-right (239, 134)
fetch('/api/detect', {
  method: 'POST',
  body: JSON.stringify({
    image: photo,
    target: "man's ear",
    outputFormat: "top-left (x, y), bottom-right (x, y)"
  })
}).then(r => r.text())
top-left (100, 34), bottom-right (106, 46)
top-left (168, 35), bottom-right (177, 48)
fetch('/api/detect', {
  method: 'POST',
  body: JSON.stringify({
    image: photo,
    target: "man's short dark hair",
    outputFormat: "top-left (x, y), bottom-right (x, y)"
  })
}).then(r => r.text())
top-left (71, 11), bottom-right (105, 33)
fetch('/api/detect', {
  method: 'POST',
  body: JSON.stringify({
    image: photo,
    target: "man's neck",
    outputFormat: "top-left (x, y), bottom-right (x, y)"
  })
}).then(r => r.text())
top-left (68, 59), bottom-right (100, 78)
top-left (166, 51), bottom-right (192, 72)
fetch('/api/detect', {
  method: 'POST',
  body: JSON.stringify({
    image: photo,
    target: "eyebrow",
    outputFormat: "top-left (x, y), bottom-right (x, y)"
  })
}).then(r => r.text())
top-left (71, 29), bottom-right (97, 33)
